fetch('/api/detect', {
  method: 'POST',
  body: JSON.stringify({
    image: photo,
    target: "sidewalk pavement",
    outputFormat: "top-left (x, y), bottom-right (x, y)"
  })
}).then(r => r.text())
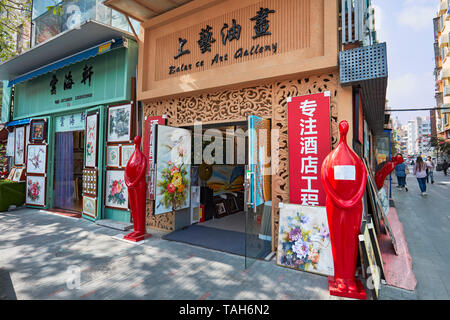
top-left (0, 206), bottom-right (414, 300)
top-left (388, 170), bottom-right (450, 300)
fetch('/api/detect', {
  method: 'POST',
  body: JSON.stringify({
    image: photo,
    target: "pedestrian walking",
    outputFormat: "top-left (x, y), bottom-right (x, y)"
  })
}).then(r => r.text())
top-left (413, 156), bottom-right (428, 196)
top-left (443, 159), bottom-right (449, 176)
top-left (426, 156), bottom-right (435, 184)
top-left (394, 154), bottom-right (408, 191)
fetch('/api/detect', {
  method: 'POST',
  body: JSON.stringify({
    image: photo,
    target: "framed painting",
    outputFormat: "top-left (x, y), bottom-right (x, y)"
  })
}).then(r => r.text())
top-left (106, 145), bottom-right (120, 168)
top-left (30, 119), bottom-right (48, 143)
top-left (12, 167), bottom-right (24, 182)
top-left (105, 169), bottom-right (129, 210)
top-left (191, 206), bottom-right (201, 224)
top-left (367, 220), bottom-right (386, 281)
top-left (191, 186), bottom-right (200, 206)
top-left (82, 168), bottom-right (97, 196)
top-left (6, 168), bottom-right (16, 181)
top-left (82, 195), bottom-right (97, 219)
top-left (14, 126), bottom-right (25, 166)
top-left (25, 175), bottom-right (46, 207)
top-left (107, 104), bottom-right (133, 143)
top-left (359, 223), bottom-right (381, 300)
top-left (121, 144), bottom-right (134, 167)
top-left (85, 112), bottom-right (99, 168)
top-left (276, 203), bottom-right (334, 277)
top-left (26, 144), bottom-right (47, 175)
top-left (154, 125), bottom-right (191, 215)
top-left (214, 198), bottom-right (228, 218)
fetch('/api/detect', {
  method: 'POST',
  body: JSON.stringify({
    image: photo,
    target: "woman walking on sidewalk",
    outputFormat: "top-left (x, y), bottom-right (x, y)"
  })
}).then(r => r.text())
top-left (413, 156), bottom-right (428, 196)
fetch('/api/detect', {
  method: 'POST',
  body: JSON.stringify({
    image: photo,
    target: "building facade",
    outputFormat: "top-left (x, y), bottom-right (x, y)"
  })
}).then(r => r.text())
top-left (103, 0), bottom-right (388, 259)
top-left (435, 1), bottom-right (450, 140)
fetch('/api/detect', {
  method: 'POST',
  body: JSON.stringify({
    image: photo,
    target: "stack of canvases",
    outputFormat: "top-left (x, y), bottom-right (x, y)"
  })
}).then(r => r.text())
top-left (274, 158), bottom-right (398, 300)
top-left (99, 103), bottom-right (136, 219)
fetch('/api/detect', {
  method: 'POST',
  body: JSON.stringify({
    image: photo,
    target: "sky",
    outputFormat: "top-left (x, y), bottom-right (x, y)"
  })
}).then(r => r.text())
top-left (372, 0), bottom-right (438, 126)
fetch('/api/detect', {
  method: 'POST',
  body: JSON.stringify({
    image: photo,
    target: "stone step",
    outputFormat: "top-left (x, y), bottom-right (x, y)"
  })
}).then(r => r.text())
top-left (96, 219), bottom-right (133, 231)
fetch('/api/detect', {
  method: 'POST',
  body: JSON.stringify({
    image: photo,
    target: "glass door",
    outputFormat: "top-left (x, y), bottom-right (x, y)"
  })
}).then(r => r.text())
top-left (245, 115), bottom-right (272, 269)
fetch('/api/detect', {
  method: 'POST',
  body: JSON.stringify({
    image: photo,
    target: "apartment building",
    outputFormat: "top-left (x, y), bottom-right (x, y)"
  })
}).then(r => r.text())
top-left (435, 0), bottom-right (450, 140)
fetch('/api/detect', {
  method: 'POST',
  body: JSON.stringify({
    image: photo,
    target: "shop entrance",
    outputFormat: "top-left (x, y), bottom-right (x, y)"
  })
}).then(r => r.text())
top-left (159, 118), bottom-right (272, 266)
top-left (52, 130), bottom-right (84, 214)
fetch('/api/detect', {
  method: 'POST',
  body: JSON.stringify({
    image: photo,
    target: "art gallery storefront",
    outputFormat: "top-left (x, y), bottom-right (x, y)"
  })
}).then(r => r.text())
top-left (103, 0), bottom-right (357, 266)
top-left (0, 22), bottom-right (138, 223)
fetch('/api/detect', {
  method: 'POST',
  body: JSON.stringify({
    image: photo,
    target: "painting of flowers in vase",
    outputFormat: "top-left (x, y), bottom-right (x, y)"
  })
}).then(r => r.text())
top-left (105, 170), bottom-right (128, 210)
top-left (155, 125), bottom-right (191, 215)
top-left (276, 203), bottom-right (334, 277)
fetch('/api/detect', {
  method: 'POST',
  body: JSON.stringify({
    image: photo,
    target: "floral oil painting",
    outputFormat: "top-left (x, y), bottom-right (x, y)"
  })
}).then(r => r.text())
top-left (26, 176), bottom-right (46, 206)
top-left (155, 125), bottom-right (191, 215)
top-left (105, 170), bottom-right (129, 210)
top-left (276, 203), bottom-right (334, 277)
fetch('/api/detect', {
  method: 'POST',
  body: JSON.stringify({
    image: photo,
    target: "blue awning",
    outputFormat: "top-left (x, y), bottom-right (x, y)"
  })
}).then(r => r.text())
top-left (5, 118), bottom-right (30, 127)
top-left (8, 38), bottom-right (124, 87)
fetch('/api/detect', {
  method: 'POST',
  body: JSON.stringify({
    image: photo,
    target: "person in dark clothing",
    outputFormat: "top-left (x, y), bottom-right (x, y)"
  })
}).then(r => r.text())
top-left (443, 160), bottom-right (449, 176)
top-left (394, 156), bottom-right (408, 191)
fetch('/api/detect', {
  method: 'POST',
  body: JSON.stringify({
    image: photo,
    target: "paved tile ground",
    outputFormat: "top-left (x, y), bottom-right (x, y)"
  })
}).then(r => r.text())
top-left (387, 170), bottom-right (450, 300)
top-left (0, 208), bottom-right (343, 300)
top-left (2, 174), bottom-right (443, 301)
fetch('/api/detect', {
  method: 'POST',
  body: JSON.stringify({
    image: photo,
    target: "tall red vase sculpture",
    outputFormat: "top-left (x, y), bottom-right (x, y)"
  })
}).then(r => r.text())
top-left (374, 155), bottom-right (404, 190)
top-left (321, 121), bottom-right (367, 300)
top-left (124, 136), bottom-right (151, 242)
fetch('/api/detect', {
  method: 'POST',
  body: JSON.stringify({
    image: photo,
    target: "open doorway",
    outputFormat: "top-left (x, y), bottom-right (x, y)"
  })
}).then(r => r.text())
top-left (52, 130), bottom-right (84, 214)
top-left (161, 120), bottom-right (272, 261)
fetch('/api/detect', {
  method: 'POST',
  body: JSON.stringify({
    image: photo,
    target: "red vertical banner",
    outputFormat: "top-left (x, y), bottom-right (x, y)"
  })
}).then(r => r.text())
top-left (143, 116), bottom-right (166, 200)
top-left (288, 92), bottom-right (331, 206)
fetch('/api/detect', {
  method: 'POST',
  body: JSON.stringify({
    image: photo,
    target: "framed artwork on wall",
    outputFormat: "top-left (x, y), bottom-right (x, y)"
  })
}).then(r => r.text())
top-left (276, 203), bottom-right (334, 277)
top-left (104, 169), bottom-right (129, 210)
top-left (106, 145), bottom-right (120, 168)
top-left (29, 119), bottom-right (48, 143)
top-left (26, 144), bottom-right (47, 175)
top-left (107, 104), bottom-right (133, 143)
top-left (25, 175), bottom-right (46, 207)
top-left (85, 112), bottom-right (99, 168)
top-left (121, 144), bottom-right (134, 167)
top-left (14, 126), bottom-right (25, 166)
top-left (82, 168), bottom-right (97, 196)
top-left (82, 195), bottom-right (97, 219)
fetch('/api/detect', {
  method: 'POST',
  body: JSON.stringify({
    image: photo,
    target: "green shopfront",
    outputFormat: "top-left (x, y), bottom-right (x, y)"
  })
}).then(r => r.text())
top-left (2, 34), bottom-right (138, 223)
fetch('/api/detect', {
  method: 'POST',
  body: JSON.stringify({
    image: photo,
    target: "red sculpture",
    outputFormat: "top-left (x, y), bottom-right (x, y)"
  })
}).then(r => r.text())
top-left (124, 136), bottom-right (151, 242)
top-left (321, 121), bottom-right (367, 300)
top-left (374, 155), bottom-right (404, 190)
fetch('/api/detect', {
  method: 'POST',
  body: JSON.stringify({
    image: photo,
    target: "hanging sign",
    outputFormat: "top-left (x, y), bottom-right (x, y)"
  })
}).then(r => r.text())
top-left (288, 92), bottom-right (331, 207)
top-left (144, 116), bottom-right (166, 200)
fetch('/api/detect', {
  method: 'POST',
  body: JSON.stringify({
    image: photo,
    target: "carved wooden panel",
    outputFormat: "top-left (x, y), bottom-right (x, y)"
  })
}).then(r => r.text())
top-left (270, 72), bottom-right (339, 251)
top-left (143, 71), bottom-right (340, 244)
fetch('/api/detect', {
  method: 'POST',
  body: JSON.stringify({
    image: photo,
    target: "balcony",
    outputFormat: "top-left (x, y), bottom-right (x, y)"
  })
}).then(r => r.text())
top-left (340, 42), bottom-right (388, 133)
top-left (31, 0), bottom-right (140, 47)
top-left (440, 67), bottom-right (450, 80)
top-left (341, 0), bottom-right (376, 46)
top-left (439, 33), bottom-right (449, 47)
top-left (440, 0), bottom-right (448, 15)
top-left (445, 86), bottom-right (450, 96)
